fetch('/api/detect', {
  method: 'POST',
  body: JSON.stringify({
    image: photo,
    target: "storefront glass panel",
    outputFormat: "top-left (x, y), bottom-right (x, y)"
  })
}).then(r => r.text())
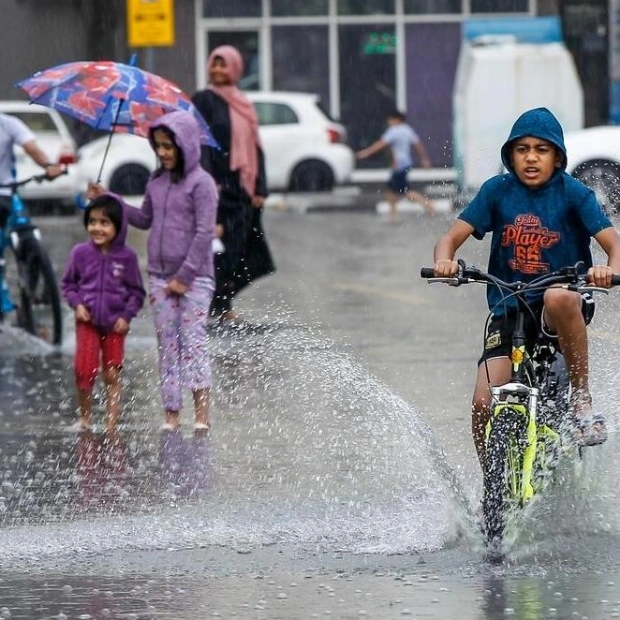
top-left (470, 0), bottom-right (528, 12)
top-left (337, 0), bottom-right (395, 15)
top-left (404, 0), bottom-right (461, 13)
top-left (203, 0), bottom-right (261, 18)
top-left (271, 0), bottom-right (328, 16)
top-left (339, 24), bottom-right (396, 167)
top-left (272, 26), bottom-right (330, 106)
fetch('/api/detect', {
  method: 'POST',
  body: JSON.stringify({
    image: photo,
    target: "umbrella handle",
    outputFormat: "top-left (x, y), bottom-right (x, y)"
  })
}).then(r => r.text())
top-left (96, 97), bottom-right (126, 184)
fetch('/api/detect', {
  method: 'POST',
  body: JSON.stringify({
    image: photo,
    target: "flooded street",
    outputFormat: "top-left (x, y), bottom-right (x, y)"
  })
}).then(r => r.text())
top-left (1, 208), bottom-right (620, 619)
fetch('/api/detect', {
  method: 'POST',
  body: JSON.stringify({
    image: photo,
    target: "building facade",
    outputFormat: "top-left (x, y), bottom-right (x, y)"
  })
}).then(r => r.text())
top-left (1, 0), bottom-right (609, 168)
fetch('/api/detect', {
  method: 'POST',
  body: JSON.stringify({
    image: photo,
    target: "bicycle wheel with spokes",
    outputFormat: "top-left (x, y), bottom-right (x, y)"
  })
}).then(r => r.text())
top-left (12, 237), bottom-right (62, 346)
top-left (483, 407), bottom-right (528, 562)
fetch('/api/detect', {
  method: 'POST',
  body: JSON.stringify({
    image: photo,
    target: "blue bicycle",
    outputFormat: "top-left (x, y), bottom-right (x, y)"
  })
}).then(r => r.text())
top-left (0, 173), bottom-right (63, 346)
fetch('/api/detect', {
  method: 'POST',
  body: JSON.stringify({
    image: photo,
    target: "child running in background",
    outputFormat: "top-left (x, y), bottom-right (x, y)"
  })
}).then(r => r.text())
top-left (88, 110), bottom-right (218, 432)
top-left (356, 110), bottom-right (434, 222)
top-left (61, 194), bottom-right (146, 432)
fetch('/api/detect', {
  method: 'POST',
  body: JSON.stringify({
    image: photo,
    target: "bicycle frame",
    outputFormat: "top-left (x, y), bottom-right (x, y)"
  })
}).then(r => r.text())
top-left (0, 172), bottom-right (64, 345)
top-left (0, 176), bottom-right (44, 314)
top-left (421, 261), bottom-right (619, 559)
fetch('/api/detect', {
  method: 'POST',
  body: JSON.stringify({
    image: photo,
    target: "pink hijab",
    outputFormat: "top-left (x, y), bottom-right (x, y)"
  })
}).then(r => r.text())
top-left (207, 45), bottom-right (261, 198)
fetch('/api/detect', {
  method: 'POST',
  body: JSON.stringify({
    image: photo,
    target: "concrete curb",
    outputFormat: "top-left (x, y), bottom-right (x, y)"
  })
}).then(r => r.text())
top-left (264, 189), bottom-right (454, 214)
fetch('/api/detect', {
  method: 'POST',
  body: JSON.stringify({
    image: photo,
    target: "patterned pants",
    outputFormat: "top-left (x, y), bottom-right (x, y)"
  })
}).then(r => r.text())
top-left (149, 275), bottom-right (214, 412)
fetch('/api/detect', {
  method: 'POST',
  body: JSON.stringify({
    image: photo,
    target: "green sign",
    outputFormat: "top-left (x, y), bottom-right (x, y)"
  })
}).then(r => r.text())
top-left (363, 32), bottom-right (397, 55)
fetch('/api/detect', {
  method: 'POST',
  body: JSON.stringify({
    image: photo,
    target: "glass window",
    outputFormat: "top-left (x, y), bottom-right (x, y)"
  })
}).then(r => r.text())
top-left (272, 26), bottom-right (330, 107)
top-left (6, 112), bottom-right (56, 132)
top-left (337, 0), bottom-right (395, 15)
top-left (339, 24), bottom-right (396, 168)
top-left (404, 0), bottom-right (461, 14)
top-left (202, 0), bottom-right (261, 18)
top-left (253, 102), bottom-right (299, 126)
top-left (271, 0), bottom-right (328, 16)
top-left (470, 0), bottom-right (528, 12)
top-left (207, 31), bottom-right (261, 90)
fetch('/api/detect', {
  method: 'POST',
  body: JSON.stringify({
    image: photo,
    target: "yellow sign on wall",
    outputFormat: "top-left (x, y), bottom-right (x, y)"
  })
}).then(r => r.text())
top-left (127, 0), bottom-right (175, 47)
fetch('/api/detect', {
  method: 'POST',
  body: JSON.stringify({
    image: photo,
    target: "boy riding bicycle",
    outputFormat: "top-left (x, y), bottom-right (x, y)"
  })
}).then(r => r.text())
top-left (430, 107), bottom-right (620, 469)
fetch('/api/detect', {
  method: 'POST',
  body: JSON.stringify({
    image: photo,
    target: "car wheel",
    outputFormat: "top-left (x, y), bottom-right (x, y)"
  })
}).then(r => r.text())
top-left (289, 160), bottom-right (334, 192)
top-left (572, 160), bottom-right (620, 215)
top-left (109, 164), bottom-right (151, 196)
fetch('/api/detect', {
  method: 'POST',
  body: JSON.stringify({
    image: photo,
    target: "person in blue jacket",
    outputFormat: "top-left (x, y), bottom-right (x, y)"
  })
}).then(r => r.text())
top-left (431, 107), bottom-right (620, 468)
top-left (61, 193), bottom-right (146, 432)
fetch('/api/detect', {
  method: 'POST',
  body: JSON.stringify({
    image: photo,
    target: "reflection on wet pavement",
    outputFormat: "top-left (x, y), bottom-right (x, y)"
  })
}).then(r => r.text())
top-left (2, 213), bottom-right (620, 618)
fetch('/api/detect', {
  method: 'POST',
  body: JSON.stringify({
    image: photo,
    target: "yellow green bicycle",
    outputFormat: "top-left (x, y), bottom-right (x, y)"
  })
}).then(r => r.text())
top-left (421, 261), bottom-right (618, 563)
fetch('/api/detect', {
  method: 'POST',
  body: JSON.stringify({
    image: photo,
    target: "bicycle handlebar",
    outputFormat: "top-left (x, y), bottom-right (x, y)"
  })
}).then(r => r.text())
top-left (0, 167), bottom-right (68, 190)
top-left (420, 262), bottom-right (620, 289)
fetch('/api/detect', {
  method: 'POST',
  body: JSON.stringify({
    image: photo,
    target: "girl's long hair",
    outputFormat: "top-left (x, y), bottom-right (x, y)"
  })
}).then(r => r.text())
top-left (150, 125), bottom-right (185, 183)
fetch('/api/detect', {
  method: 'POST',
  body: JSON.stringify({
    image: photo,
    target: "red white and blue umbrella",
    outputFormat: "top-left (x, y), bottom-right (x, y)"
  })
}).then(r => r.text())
top-left (17, 60), bottom-right (218, 147)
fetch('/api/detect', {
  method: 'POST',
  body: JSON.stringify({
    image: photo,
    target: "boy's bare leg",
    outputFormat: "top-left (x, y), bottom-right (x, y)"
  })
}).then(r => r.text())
top-left (543, 289), bottom-right (588, 394)
top-left (103, 365), bottom-right (122, 431)
top-left (406, 189), bottom-right (435, 214)
top-left (77, 388), bottom-right (93, 430)
top-left (193, 388), bottom-right (210, 429)
top-left (385, 190), bottom-right (399, 221)
top-left (471, 357), bottom-right (512, 470)
top-left (542, 288), bottom-right (606, 441)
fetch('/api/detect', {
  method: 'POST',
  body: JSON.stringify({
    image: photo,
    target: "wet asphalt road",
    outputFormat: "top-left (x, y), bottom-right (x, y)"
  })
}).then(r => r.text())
top-left (1, 206), bottom-right (620, 618)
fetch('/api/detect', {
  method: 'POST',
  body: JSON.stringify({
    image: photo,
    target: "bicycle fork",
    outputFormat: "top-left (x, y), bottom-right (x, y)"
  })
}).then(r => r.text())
top-left (489, 384), bottom-right (539, 503)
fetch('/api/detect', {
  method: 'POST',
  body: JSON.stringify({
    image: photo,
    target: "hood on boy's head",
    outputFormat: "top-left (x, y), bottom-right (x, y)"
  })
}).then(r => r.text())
top-left (500, 107), bottom-right (567, 174)
top-left (149, 110), bottom-right (201, 175)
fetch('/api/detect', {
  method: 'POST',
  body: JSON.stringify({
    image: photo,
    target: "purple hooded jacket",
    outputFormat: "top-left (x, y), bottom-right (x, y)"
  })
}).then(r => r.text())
top-left (61, 193), bottom-right (146, 334)
top-left (122, 111), bottom-right (218, 285)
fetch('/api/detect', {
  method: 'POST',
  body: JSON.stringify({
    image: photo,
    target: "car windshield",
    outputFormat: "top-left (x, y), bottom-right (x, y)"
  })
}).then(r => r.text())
top-left (4, 112), bottom-right (58, 132)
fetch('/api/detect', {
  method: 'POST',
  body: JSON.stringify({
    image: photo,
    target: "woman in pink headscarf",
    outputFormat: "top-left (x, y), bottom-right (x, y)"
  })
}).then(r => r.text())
top-left (192, 45), bottom-right (275, 326)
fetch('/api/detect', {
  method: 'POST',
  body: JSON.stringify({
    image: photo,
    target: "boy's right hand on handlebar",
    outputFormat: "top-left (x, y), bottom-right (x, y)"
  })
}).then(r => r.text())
top-left (433, 259), bottom-right (459, 277)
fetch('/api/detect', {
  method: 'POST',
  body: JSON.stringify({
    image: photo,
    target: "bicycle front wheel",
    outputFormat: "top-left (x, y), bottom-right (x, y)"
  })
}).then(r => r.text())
top-left (483, 407), bottom-right (528, 562)
top-left (13, 237), bottom-right (62, 346)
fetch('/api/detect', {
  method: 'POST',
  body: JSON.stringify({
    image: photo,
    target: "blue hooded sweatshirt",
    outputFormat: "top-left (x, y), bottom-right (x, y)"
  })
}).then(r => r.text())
top-left (61, 192), bottom-right (146, 333)
top-left (458, 107), bottom-right (612, 314)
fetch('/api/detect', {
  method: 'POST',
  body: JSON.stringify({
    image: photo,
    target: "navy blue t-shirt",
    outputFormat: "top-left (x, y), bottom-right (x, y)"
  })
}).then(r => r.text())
top-left (459, 171), bottom-right (612, 314)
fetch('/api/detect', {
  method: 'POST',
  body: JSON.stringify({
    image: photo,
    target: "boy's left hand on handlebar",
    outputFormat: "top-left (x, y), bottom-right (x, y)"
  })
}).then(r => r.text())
top-left (587, 265), bottom-right (615, 288)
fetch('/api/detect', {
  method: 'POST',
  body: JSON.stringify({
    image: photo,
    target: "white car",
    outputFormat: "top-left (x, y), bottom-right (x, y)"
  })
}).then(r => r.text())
top-left (563, 125), bottom-right (620, 214)
top-left (75, 91), bottom-right (355, 195)
top-left (76, 133), bottom-right (156, 196)
top-left (246, 91), bottom-right (354, 192)
top-left (0, 100), bottom-right (79, 207)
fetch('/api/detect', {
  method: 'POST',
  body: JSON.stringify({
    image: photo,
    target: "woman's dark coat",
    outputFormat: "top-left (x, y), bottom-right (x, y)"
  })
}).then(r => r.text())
top-left (192, 89), bottom-right (275, 314)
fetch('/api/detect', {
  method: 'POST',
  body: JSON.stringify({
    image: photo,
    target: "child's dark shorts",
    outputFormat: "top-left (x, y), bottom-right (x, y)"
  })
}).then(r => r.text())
top-left (387, 167), bottom-right (410, 194)
top-left (478, 292), bottom-right (595, 366)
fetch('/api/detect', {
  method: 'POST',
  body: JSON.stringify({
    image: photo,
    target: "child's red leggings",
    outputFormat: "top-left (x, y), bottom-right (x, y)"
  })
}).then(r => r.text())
top-left (74, 321), bottom-right (125, 390)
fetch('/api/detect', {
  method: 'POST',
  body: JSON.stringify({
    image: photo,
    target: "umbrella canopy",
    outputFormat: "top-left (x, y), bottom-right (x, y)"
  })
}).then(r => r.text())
top-left (17, 60), bottom-right (218, 147)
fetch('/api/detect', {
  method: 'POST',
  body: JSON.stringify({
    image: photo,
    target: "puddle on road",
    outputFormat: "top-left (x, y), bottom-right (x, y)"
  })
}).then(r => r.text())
top-left (1, 321), bottom-right (620, 618)
top-left (0, 319), bottom-right (471, 563)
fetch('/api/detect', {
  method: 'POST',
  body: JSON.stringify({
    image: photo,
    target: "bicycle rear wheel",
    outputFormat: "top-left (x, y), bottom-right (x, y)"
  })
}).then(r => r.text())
top-left (12, 237), bottom-right (62, 346)
top-left (483, 407), bottom-right (528, 562)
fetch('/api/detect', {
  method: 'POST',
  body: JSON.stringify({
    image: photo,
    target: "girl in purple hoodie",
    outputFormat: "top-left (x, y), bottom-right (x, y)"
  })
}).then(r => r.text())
top-left (88, 111), bottom-right (218, 432)
top-left (61, 194), bottom-right (146, 432)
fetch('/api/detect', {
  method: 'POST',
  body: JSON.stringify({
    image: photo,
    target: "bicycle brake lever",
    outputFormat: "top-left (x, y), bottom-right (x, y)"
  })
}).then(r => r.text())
top-left (578, 285), bottom-right (609, 295)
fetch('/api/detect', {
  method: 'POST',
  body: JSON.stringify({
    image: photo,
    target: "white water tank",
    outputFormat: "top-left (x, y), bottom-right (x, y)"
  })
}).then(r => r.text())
top-left (453, 22), bottom-right (584, 200)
